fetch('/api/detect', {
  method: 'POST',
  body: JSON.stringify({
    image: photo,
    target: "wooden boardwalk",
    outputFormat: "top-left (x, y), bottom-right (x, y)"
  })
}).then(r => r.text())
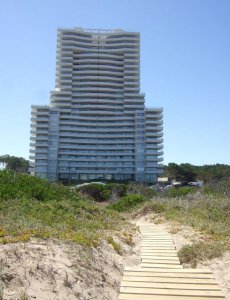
top-left (119, 224), bottom-right (225, 299)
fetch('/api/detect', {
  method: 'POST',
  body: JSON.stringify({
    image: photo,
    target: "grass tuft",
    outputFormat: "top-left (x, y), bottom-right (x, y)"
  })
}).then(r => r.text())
top-left (107, 236), bottom-right (122, 254)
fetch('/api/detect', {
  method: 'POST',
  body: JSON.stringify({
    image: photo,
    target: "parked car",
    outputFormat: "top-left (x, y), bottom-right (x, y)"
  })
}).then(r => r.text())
top-left (188, 181), bottom-right (203, 187)
top-left (71, 181), bottom-right (106, 190)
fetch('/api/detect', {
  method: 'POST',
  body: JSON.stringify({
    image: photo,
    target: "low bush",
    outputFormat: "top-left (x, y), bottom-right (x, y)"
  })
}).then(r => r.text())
top-left (108, 194), bottom-right (147, 212)
top-left (164, 186), bottom-right (196, 198)
top-left (204, 178), bottom-right (230, 197)
top-left (78, 184), bottom-right (108, 202)
top-left (107, 183), bottom-right (127, 199)
top-left (127, 182), bottom-right (156, 199)
top-left (178, 241), bottom-right (224, 267)
top-left (134, 201), bottom-right (166, 216)
top-left (77, 183), bottom-right (127, 202)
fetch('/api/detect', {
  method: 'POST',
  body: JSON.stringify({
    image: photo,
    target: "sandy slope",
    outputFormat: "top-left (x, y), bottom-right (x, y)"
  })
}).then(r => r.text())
top-left (0, 232), bottom-right (140, 300)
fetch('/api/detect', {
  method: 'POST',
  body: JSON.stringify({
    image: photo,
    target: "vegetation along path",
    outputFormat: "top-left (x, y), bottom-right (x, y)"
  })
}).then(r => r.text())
top-left (119, 224), bottom-right (225, 300)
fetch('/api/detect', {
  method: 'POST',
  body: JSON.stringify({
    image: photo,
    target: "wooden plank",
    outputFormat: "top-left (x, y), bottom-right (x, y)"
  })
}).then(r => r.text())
top-left (139, 226), bottom-right (164, 228)
top-left (142, 247), bottom-right (176, 250)
top-left (141, 232), bottom-right (170, 234)
top-left (124, 267), bottom-right (213, 274)
top-left (142, 241), bottom-right (174, 243)
top-left (120, 287), bottom-right (224, 297)
top-left (121, 281), bottom-right (220, 290)
top-left (141, 239), bottom-right (173, 243)
top-left (141, 259), bottom-right (180, 264)
top-left (142, 237), bottom-right (171, 239)
top-left (142, 250), bottom-right (177, 253)
top-left (142, 243), bottom-right (174, 245)
top-left (141, 231), bottom-right (170, 232)
top-left (141, 256), bottom-right (178, 259)
top-left (141, 230), bottom-right (168, 232)
top-left (141, 253), bottom-right (177, 256)
top-left (142, 251), bottom-right (177, 254)
top-left (141, 237), bottom-right (171, 239)
top-left (141, 244), bottom-right (175, 250)
top-left (122, 275), bottom-right (217, 284)
top-left (141, 230), bottom-right (170, 231)
top-left (142, 238), bottom-right (173, 240)
top-left (142, 241), bottom-right (173, 243)
top-left (140, 227), bottom-right (165, 229)
top-left (141, 254), bottom-right (178, 257)
top-left (141, 232), bottom-right (168, 234)
top-left (142, 243), bottom-right (175, 246)
top-left (141, 257), bottom-right (178, 260)
top-left (119, 294), bottom-right (224, 300)
top-left (141, 254), bottom-right (178, 256)
top-left (141, 235), bottom-right (170, 237)
top-left (142, 241), bottom-right (174, 244)
top-left (142, 246), bottom-right (175, 248)
top-left (141, 235), bottom-right (171, 236)
top-left (141, 233), bottom-right (169, 235)
top-left (142, 249), bottom-right (177, 254)
top-left (141, 244), bottom-right (174, 246)
top-left (141, 263), bottom-right (183, 269)
top-left (124, 269), bottom-right (214, 280)
top-left (142, 238), bottom-right (173, 241)
top-left (141, 239), bottom-right (174, 243)
top-left (142, 260), bottom-right (180, 265)
top-left (140, 231), bottom-right (170, 233)
top-left (142, 245), bottom-right (175, 247)
top-left (141, 258), bottom-right (179, 260)
top-left (141, 255), bottom-right (178, 258)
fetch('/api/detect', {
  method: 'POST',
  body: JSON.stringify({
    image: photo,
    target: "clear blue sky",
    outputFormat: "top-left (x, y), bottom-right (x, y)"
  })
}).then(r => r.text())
top-left (0, 0), bottom-right (229, 165)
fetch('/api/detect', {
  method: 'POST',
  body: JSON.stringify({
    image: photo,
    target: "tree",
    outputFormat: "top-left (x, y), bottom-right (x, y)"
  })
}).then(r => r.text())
top-left (0, 155), bottom-right (29, 173)
top-left (164, 163), bottom-right (230, 183)
top-left (179, 163), bottom-right (196, 182)
top-left (165, 163), bottom-right (181, 180)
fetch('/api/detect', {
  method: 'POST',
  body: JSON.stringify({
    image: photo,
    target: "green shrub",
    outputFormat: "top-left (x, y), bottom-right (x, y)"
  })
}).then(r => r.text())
top-left (127, 182), bottom-right (156, 199)
top-left (164, 186), bottom-right (196, 198)
top-left (178, 241), bottom-right (223, 267)
top-left (106, 183), bottom-right (127, 198)
top-left (143, 201), bottom-right (166, 213)
top-left (108, 194), bottom-right (146, 212)
top-left (77, 183), bottom-right (127, 202)
top-left (78, 184), bottom-right (110, 202)
top-left (204, 179), bottom-right (230, 197)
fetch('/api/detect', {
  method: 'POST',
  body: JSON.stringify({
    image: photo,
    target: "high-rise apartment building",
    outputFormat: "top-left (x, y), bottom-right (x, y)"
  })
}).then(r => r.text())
top-left (30, 28), bottom-right (163, 183)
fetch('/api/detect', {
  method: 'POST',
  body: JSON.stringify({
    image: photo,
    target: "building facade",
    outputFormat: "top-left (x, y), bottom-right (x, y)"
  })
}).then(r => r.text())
top-left (30, 28), bottom-right (163, 183)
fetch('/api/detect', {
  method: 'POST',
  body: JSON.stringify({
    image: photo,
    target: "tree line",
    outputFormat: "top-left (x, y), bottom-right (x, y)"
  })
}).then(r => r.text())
top-left (0, 154), bottom-right (229, 183)
top-left (0, 155), bottom-right (29, 173)
top-left (164, 163), bottom-right (230, 183)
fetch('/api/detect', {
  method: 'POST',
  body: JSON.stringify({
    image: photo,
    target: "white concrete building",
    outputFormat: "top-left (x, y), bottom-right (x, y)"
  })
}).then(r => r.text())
top-left (30, 28), bottom-right (163, 183)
